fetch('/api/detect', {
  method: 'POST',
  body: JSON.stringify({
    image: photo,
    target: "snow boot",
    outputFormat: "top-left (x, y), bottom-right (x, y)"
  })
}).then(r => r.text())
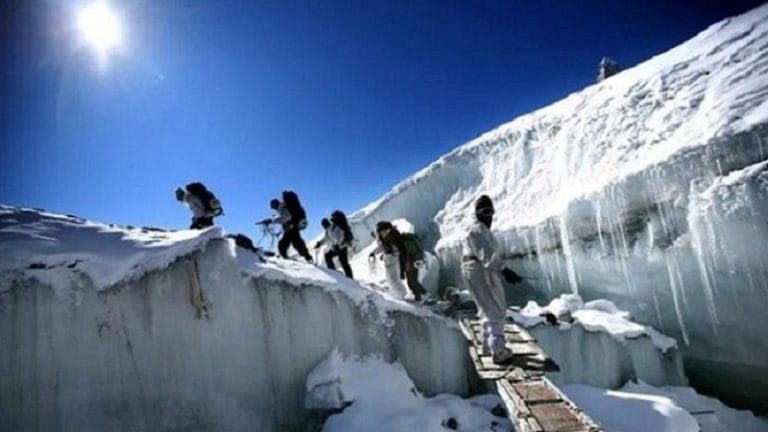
top-left (492, 348), bottom-right (515, 364)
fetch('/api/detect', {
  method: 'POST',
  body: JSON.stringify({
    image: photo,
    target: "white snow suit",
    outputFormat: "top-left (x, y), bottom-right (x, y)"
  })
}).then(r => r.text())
top-left (461, 220), bottom-right (506, 355)
top-left (319, 225), bottom-right (346, 249)
top-left (270, 202), bottom-right (292, 226)
top-left (371, 240), bottom-right (408, 299)
top-left (183, 191), bottom-right (216, 229)
top-left (183, 192), bottom-right (214, 219)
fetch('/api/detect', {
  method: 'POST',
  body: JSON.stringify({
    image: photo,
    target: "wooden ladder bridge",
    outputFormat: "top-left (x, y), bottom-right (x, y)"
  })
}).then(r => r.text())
top-left (459, 316), bottom-right (603, 432)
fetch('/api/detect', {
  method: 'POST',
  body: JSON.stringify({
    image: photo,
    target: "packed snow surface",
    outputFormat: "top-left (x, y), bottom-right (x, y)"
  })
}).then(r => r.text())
top-left (563, 381), bottom-right (768, 432)
top-left (306, 349), bottom-right (512, 432)
top-left (342, 4), bottom-right (768, 411)
top-left (0, 205), bottom-right (222, 293)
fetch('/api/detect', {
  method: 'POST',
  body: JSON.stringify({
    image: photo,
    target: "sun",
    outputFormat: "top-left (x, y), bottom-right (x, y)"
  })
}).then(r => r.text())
top-left (77, 2), bottom-right (123, 61)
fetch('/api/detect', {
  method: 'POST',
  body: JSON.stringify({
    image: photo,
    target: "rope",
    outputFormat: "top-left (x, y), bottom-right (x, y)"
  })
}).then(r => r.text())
top-left (187, 258), bottom-right (209, 319)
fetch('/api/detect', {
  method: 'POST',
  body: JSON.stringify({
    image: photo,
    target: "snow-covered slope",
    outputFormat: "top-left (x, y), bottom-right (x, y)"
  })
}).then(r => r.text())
top-left (0, 206), bottom-right (471, 431)
top-left (346, 4), bottom-right (768, 412)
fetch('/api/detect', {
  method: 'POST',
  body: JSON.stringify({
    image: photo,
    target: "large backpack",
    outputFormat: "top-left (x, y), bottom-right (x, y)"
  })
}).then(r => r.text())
top-left (330, 210), bottom-right (354, 245)
top-left (399, 232), bottom-right (424, 260)
top-left (282, 190), bottom-right (307, 229)
top-left (186, 182), bottom-right (223, 216)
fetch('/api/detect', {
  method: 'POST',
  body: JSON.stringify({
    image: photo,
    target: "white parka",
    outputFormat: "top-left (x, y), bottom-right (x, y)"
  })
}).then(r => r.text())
top-left (320, 224), bottom-right (346, 249)
top-left (183, 192), bottom-right (216, 218)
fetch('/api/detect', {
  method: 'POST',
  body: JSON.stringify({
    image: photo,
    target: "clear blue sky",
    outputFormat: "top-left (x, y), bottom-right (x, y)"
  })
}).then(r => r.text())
top-left (1, 0), bottom-right (763, 240)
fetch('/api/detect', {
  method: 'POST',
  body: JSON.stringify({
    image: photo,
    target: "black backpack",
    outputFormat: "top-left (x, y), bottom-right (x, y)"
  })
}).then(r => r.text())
top-left (186, 182), bottom-right (223, 216)
top-left (330, 210), bottom-right (354, 245)
top-left (282, 190), bottom-right (307, 227)
top-left (399, 232), bottom-right (424, 260)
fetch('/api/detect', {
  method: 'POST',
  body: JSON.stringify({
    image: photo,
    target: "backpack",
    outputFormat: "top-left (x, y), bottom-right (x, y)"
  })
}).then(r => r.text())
top-left (282, 190), bottom-right (307, 229)
top-left (330, 210), bottom-right (354, 245)
top-left (186, 182), bottom-right (223, 216)
top-left (399, 232), bottom-right (424, 260)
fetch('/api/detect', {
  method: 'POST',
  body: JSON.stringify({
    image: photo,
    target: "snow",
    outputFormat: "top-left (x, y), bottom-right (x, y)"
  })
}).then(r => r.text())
top-left (340, 4), bottom-right (768, 410)
top-left (3, 3), bottom-right (768, 429)
top-left (510, 294), bottom-right (678, 353)
top-left (0, 205), bottom-right (223, 296)
top-left (563, 381), bottom-right (768, 432)
top-left (306, 349), bottom-right (512, 432)
top-left (508, 294), bottom-right (687, 389)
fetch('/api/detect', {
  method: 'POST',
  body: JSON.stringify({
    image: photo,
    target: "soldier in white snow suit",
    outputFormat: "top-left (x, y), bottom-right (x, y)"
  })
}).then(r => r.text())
top-left (369, 227), bottom-right (409, 299)
top-left (175, 186), bottom-right (217, 229)
top-left (259, 198), bottom-right (313, 262)
top-left (315, 217), bottom-right (354, 279)
top-left (462, 195), bottom-right (523, 364)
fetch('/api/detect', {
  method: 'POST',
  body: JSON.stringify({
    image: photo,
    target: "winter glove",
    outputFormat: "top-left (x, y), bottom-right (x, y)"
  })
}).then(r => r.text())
top-left (501, 267), bottom-right (523, 284)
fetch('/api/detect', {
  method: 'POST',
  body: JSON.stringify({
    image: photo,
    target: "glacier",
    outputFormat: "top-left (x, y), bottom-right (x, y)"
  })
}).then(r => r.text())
top-left (0, 206), bottom-right (471, 431)
top-left (344, 3), bottom-right (768, 412)
top-left (0, 208), bottom-right (761, 431)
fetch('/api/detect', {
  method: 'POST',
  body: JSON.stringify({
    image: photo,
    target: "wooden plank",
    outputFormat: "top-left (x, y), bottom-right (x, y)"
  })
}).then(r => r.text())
top-left (511, 381), bottom-right (563, 404)
top-left (530, 402), bottom-right (591, 432)
top-left (497, 380), bottom-right (544, 432)
top-left (508, 342), bottom-right (542, 356)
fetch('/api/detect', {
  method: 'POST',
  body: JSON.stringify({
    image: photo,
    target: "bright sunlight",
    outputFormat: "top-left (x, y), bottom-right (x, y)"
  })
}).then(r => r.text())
top-left (76, 2), bottom-right (122, 63)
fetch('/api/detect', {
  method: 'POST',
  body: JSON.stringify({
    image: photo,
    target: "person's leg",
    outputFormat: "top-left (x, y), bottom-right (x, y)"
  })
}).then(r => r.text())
top-left (463, 265), bottom-right (506, 355)
top-left (189, 218), bottom-right (198, 229)
top-left (277, 231), bottom-right (291, 258)
top-left (384, 254), bottom-right (408, 298)
top-left (324, 249), bottom-right (337, 270)
top-left (199, 216), bottom-right (214, 228)
top-left (290, 229), bottom-right (313, 261)
top-left (338, 247), bottom-right (353, 278)
top-left (405, 260), bottom-right (425, 301)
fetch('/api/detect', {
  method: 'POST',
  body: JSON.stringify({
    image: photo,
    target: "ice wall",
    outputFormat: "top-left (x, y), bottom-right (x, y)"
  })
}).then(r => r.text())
top-left (0, 238), bottom-right (471, 432)
top-left (344, 5), bottom-right (768, 412)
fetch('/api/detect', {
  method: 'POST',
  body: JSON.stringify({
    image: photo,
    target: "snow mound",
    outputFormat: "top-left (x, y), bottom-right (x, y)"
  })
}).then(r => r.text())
top-left (563, 381), bottom-right (768, 432)
top-left (306, 349), bottom-right (512, 432)
top-left (509, 294), bottom-right (687, 388)
top-left (510, 294), bottom-right (677, 353)
top-left (0, 205), bottom-right (222, 295)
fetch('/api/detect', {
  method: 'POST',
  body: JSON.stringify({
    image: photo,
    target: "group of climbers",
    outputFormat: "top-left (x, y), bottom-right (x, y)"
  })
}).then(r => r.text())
top-left (176, 182), bottom-right (524, 363)
top-left (175, 182), bottom-right (355, 277)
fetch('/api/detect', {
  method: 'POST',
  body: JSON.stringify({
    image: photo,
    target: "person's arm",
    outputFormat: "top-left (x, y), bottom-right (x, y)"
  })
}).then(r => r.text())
top-left (467, 226), bottom-right (503, 271)
top-left (272, 206), bottom-right (292, 225)
top-left (369, 238), bottom-right (384, 257)
top-left (316, 230), bottom-right (331, 249)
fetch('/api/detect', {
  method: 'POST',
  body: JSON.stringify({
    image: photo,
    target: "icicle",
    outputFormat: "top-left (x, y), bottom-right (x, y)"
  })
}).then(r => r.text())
top-left (688, 181), bottom-right (720, 332)
top-left (560, 214), bottom-right (579, 294)
top-left (665, 254), bottom-right (690, 345)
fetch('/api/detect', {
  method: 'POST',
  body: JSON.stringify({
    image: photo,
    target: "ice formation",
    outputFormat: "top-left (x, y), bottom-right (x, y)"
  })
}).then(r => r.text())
top-left (344, 4), bottom-right (768, 411)
top-left (509, 294), bottom-right (687, 388)
top-left (0, 206), bottom-right (470, 431)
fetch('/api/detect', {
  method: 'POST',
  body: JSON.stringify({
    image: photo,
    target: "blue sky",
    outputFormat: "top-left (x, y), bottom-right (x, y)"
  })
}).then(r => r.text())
top-left (0, 0), bottom-right (763, 241)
